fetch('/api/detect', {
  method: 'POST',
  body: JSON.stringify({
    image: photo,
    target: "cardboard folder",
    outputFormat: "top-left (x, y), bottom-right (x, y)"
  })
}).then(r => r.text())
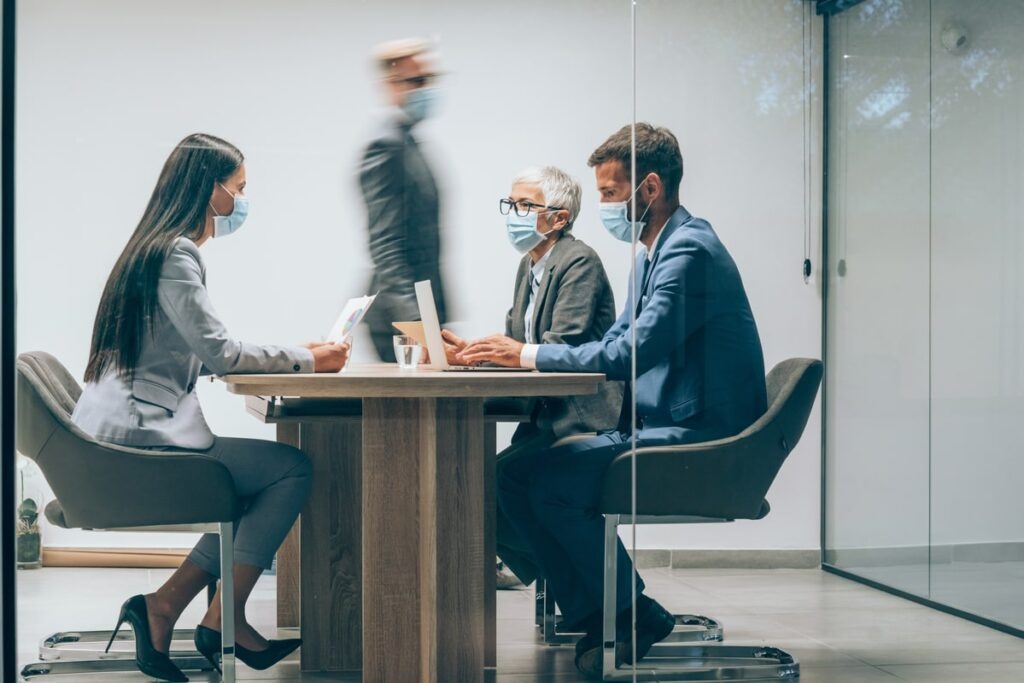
top-left (391, 321), bottom-right (428, 349)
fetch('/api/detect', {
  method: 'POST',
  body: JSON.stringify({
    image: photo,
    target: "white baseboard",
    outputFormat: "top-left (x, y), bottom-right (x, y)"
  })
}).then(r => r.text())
top-left (635, 548), bottom-right (821, 569)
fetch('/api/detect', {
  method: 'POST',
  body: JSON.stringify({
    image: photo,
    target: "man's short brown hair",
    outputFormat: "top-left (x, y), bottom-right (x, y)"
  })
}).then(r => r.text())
top-left (588, 123), bottom-right (683, 197)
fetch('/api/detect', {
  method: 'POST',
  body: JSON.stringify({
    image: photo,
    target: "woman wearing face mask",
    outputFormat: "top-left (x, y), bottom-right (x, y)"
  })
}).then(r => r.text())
top-left (442, 166), bottom-right (623, 591)
top-left (71, 133), bottom-right (348, 681)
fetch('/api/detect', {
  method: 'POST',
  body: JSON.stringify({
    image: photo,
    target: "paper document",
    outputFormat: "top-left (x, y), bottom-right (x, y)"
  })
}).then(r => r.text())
top-left (326, 293), bottom-right (378, 344)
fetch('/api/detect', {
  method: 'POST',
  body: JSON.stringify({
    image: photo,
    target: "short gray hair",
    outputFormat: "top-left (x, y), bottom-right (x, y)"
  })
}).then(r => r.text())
top-left (511, 166), bottom-right (582, 231)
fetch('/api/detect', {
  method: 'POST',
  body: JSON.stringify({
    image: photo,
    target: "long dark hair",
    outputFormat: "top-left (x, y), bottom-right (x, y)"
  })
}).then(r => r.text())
top-left (84, 133), bottom-right (244, 382)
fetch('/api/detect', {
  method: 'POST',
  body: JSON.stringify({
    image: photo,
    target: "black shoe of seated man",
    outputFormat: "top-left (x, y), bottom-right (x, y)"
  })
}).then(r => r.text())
top-left (571, 608), bottom-right (638, 679)
top-left (573, 596), bottom-right (676, 678)
top-left (574, 630), bottom-right (604, 680)
top-left (616, 595), bottom-right (676, 665)
top-left (572, 610), bottom-right (612, 679)
top-left (194, 624), bottom-right (301, 672)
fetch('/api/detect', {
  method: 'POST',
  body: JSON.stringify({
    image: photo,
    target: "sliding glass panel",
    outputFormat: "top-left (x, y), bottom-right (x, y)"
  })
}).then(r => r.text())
top-left (825, 0), bottom-right (1024, 634)
top-left (928, 0), bottom-right (1024, 630)
top-left (824, 0), bottom-right (932, 596)
top-left (632, 0), bottom-right (822, 662)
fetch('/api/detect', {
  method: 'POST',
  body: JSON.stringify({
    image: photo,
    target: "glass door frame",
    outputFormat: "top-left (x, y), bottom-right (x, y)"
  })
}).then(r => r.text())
top-left (2, 0), bottom-right (19, 680)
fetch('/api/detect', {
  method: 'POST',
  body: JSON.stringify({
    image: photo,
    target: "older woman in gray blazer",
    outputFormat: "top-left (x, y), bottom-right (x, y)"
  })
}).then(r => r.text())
top-left (72, 133), bottom-right (348, 681)
top-left (444, 166), bottom-right (623, 588)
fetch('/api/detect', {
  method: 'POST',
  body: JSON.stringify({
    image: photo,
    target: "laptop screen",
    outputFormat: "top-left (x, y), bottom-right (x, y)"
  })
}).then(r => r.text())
top-left (414, 280), bottom-right (450, 370)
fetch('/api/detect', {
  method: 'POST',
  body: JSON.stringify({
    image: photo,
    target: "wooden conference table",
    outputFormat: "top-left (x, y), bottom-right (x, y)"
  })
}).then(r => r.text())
top-left (222, 364), bottom-right (604, 682)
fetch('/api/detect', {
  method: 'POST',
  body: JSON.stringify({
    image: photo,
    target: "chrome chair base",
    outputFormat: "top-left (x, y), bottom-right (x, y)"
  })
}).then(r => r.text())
top-left (601, 644), bottom-right (799, 681)
top-left (22, 655), bottom-right (215, 679)
top-left (20, 522), bottom-right (237, 682)
top-left (664, 615), bottom-right (726, 643)
top-left (39, 582), bottom-right (218, 661)
top-left (601, 516), bottom-right (799, 681)
top-left (39, 629), bottom-right (199, 661)
top-left (537, 580), bottom-right (725, 645)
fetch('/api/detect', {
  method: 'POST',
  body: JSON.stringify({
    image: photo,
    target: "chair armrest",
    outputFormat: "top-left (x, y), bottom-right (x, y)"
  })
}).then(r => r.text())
top-left (599, 433), bottom-right (784, 519)
top-left (36, 427), bottom-right (238, 530)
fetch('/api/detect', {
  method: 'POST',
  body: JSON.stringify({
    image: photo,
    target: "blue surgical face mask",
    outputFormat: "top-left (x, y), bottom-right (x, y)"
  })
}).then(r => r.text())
top-left (506, 211), bottom-right (557, 254)
top-left (210, 183), bottom-right (249, 238)
top-left (403, 86), bottom-right (440, 123)
top-left (599, 177), bottom-right (652, 243)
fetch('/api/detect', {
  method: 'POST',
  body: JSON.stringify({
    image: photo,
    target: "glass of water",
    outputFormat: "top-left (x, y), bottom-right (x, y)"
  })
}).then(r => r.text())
top-left (393, 335), bottom-right (423, 369)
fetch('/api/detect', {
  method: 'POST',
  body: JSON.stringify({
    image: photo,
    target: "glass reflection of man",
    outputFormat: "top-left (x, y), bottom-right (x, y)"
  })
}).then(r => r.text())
top-left (462, 124), bottom-right (767, 677)
top-left (359, 38), bottom-right (447, 362)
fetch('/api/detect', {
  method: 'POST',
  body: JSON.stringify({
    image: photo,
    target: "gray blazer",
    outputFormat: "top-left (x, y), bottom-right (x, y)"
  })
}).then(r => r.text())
top-left (359, 108), bottom-right (447, 359)
top-left (71, 238), bottom-right (314, 450)
top-left (505, 234), bottom-right (623, 439)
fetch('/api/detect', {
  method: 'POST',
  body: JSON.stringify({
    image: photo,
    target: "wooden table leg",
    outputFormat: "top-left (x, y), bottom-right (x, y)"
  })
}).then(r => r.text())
top-left (483, 421), bottom-right (497, 670)
top-left (362, 397), bottom-right (485, 683)
top-left (275, 424), bottom-right (301, 629)
top-left (298, 420), bottom-right (363, 671)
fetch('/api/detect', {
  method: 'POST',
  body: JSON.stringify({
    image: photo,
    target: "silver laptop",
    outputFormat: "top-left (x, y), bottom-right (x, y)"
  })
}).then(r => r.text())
top-left (414, 280), bottom-right (533, 372)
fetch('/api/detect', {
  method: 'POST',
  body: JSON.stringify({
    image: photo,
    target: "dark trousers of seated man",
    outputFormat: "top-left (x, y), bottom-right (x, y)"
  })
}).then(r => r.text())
top-left (497, 431), bottom-right (646, 628)
top-left (497, 412), bottom-right (736, 629)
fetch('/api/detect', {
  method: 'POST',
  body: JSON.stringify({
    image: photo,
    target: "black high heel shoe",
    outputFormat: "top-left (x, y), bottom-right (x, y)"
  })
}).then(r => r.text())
top-left (106, 594), bottom-right (188, 682)
top-left (194, 624), bottom-right (301, 672)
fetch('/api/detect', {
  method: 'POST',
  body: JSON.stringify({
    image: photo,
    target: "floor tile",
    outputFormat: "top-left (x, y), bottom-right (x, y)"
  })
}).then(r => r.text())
top-left (879, 661), bottom-right (1024, 682)
top-left (15, 565), bottom-right (1024, 681)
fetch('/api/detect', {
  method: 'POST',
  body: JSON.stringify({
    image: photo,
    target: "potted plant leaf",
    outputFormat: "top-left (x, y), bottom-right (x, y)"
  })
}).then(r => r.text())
top-left (17, 464), bottom-right (43, 569)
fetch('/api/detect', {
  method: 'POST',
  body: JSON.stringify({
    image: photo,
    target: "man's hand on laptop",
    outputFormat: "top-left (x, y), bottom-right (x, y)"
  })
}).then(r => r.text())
top-left (306, 340), bottom-right (351, 373)
top-left (459, 335), bottom-right (523, 368)
top-left (441, 329), bottom-right (470, 366)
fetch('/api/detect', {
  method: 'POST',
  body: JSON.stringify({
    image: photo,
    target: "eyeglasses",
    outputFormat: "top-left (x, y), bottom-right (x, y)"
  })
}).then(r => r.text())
top-left (390, 73), bottom-right (439, 88)
top-left (499, 198), bottom-right (562, 217)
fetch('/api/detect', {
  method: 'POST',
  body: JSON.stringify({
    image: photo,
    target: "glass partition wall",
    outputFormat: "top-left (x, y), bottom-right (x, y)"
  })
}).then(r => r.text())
top-left (626, 1), bottom-right (822, 678)
top-left (11, 0), bottom-right (639, 675)
top-left (824, 0), bottom-right (1024, 636)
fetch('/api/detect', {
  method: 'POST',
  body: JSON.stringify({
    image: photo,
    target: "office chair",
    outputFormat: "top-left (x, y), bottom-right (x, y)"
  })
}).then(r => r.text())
top-left (16, 351), bottom-right (240, 682)
top-left (595, 357), bottom-right (822, 681)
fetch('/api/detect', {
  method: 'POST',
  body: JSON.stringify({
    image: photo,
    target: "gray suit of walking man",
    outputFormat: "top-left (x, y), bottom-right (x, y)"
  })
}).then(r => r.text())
top-left (359, 38), bottom-right (447, 361)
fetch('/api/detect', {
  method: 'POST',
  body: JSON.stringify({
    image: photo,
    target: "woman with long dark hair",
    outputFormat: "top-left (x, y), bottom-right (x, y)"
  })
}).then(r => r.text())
top-left (72, 133), bottom-right (348, 681)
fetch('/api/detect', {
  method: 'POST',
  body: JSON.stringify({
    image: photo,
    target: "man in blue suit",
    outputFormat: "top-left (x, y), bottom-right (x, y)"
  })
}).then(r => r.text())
top-left (461, 123), bottom-right (766, 678)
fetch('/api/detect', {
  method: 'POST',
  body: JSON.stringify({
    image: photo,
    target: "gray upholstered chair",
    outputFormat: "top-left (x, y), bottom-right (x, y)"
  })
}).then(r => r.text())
top-left (16, 351), bottom-right (239, 682)
top-left (596, 357), bottom-right (822, 681)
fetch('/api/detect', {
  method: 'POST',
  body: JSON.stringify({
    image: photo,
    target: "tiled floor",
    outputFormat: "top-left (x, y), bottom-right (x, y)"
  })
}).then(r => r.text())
top-left (838, 561), bottom-right (1024, 631)
top-left (15, 565), bottom-right (1024, 681)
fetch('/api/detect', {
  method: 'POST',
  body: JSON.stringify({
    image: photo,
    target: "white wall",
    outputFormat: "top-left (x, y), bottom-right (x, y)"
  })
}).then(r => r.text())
top-left (16, 0), bottom-right (823, 551)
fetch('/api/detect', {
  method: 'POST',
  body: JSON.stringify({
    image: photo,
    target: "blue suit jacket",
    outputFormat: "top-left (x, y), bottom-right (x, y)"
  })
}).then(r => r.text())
top-left (535, 206), bottom-right (767, 445)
